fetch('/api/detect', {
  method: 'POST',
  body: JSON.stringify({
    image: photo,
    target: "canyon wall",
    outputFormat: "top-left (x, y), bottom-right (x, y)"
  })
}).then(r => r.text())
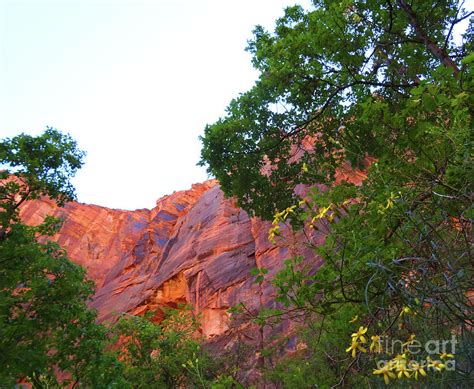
top-left (19, 180), bottom-right (324, 345)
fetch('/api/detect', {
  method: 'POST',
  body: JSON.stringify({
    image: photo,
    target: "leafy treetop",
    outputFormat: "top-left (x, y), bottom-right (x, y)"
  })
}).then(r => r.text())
top-left (199, 0), bottom-right (472, 219)
top-left (0, 127), bottom-right (85, 231)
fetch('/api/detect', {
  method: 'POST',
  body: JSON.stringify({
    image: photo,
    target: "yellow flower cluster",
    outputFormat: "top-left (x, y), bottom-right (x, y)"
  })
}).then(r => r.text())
top-left (268, 205), bottom-right (296, 243)
top-left (308, 199), bottom-right (350, 228)
top-left (310, 205), bottom-right (334, 225)
top-left (346, 326), bottom-right (368, 358)
top-left (372, 351), bottom-right (452, 384)
top-left (377, 192), bottom-right (399, 214)
top-left (346, 317), bottom-right (455, 385)
top-left (370, 335), bottom-right (383, 353)
top-left (268, 201), bottom-right (305, 243)
top-left (269, 197), bottom-right (352, 242)
top-left (346, 325), bottom-right (384, 358)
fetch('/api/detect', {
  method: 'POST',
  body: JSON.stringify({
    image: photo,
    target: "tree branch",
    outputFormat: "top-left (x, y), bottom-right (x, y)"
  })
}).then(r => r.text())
top-left (396, 0), bottom-right (460, 76)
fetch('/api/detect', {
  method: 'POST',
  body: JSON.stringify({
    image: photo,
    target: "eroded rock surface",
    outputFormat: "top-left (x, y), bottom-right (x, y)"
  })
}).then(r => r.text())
top-left (19, 180), bottom-right (321, 342)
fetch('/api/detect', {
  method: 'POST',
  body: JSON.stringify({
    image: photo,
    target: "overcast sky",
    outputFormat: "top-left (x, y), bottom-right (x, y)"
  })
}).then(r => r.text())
top-left (0, 0), bottom-right (311, 210)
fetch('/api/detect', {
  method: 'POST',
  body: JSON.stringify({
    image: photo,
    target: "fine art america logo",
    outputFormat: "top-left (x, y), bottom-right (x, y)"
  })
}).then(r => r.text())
top-left (375, 334), bottom-right (457, 370)
top-left (346, 322), bottom-right (457, 384)
top-left (377, 334), bottom-right (457, 364)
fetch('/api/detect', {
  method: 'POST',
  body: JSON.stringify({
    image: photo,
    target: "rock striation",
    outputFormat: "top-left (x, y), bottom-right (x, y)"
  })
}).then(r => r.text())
top-left (19, 180), bottom-right (321, 342)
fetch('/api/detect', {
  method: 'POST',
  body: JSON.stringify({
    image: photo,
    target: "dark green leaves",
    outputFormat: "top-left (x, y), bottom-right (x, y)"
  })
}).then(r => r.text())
top-left (0, 127), bottom-right (85, 209)
top-left (0, 129), bottom-right (107, 386)
top-left (200, 1), bottom-right (473, 386)
top-left (200, 0), bottom-right (467, 220)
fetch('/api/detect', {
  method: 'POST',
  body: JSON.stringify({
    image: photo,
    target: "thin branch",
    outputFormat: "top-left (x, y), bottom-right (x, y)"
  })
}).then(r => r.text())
top-left (443, 1), bottom-right (466, 50)
top-left (256, 78), bottom-right (417, 156)
top-left (396, 0), bottom-right (460, 76)
top-left (385, 0), bottom-right (394, 33)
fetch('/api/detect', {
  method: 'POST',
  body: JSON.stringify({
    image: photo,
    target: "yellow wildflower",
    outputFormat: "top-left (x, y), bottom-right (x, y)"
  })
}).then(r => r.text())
top-left (402, 334), bottom-right (416, 349)
top-left (385, 193), bottom-right (396, 209)
top-left (370, 335), bottom-right (383, 353)
top-left (346, 340), bottom-right (366, 358)
top-left (301, 162), bottom-right (309, 172)
top-left (315, 205), bottom-right (331, 219)
top-left (394, 358), bottom-right (411, 379)
top-left (377, 193), bottom-right (398, 214)
top-left (427, 357), bottom-right (445, 371)
top-left (349, 315), bottom-right (358, 323)
top-left (282, 205), bottom-right (296, 219)
top-left (268, 225), bottom-right (280, 243)
top-left (273, 210), bottom-right (285, 222)
top-left (393, 353), bottom-right (408, 363)
top-left (351, 326), bottom-right (368, 343)
top-left (373, 363), bottom-right (396, 385)
top-left (439, 352), bottom-right (454, 360)
top-left (327, 212), bottom-right (336, 223)
top-left (400, 306), bottom-right (412, 316)
top-left (409, 360), bottom-right (427, 380)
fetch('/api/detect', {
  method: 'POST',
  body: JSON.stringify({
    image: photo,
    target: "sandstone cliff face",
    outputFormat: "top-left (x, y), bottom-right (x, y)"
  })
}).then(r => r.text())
top-left (19, 180), bottom-right (321, 342)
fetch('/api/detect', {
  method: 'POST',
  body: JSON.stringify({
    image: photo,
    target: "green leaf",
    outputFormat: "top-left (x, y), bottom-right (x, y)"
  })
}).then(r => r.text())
top-left (461, 52), bottom-right (474, 64)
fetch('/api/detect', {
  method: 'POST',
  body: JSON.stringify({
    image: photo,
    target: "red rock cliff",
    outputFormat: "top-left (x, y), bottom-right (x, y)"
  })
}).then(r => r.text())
top-left (19, 180), bottom-right (322, 344)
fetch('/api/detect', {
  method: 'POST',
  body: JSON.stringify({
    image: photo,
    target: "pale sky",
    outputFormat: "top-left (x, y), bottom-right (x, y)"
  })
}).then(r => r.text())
top-left (1, 0), bottom-right (470, 210)
top-left (0, 0), bottom-right (311, 210)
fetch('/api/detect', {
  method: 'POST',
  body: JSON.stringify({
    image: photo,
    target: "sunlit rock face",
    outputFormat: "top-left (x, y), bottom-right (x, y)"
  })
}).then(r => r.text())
top-left (19, 162), bottom-right (372, 353)
top-left (19, 180), bottom-right (320, 342)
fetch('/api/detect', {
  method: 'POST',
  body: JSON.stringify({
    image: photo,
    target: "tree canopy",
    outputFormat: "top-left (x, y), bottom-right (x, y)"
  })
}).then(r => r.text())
top-left (200, 0), bottom-right (473, 386)
top-left (200, 0), bottom-right (472, 220)
top-left (0, 129), bottom-right (101, 384)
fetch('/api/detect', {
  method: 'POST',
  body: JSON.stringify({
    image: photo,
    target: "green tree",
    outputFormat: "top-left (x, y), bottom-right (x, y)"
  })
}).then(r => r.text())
top-left (110, 308), bottom-right (218, 388)
top-left (200, 1), bottom-right (473, 386)
top-left (200, 0), bottom-right (472, 219)
top-left (0, 129), bottom-right (232, 387)
top-left (0, 128), bottom-right (122, 386)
